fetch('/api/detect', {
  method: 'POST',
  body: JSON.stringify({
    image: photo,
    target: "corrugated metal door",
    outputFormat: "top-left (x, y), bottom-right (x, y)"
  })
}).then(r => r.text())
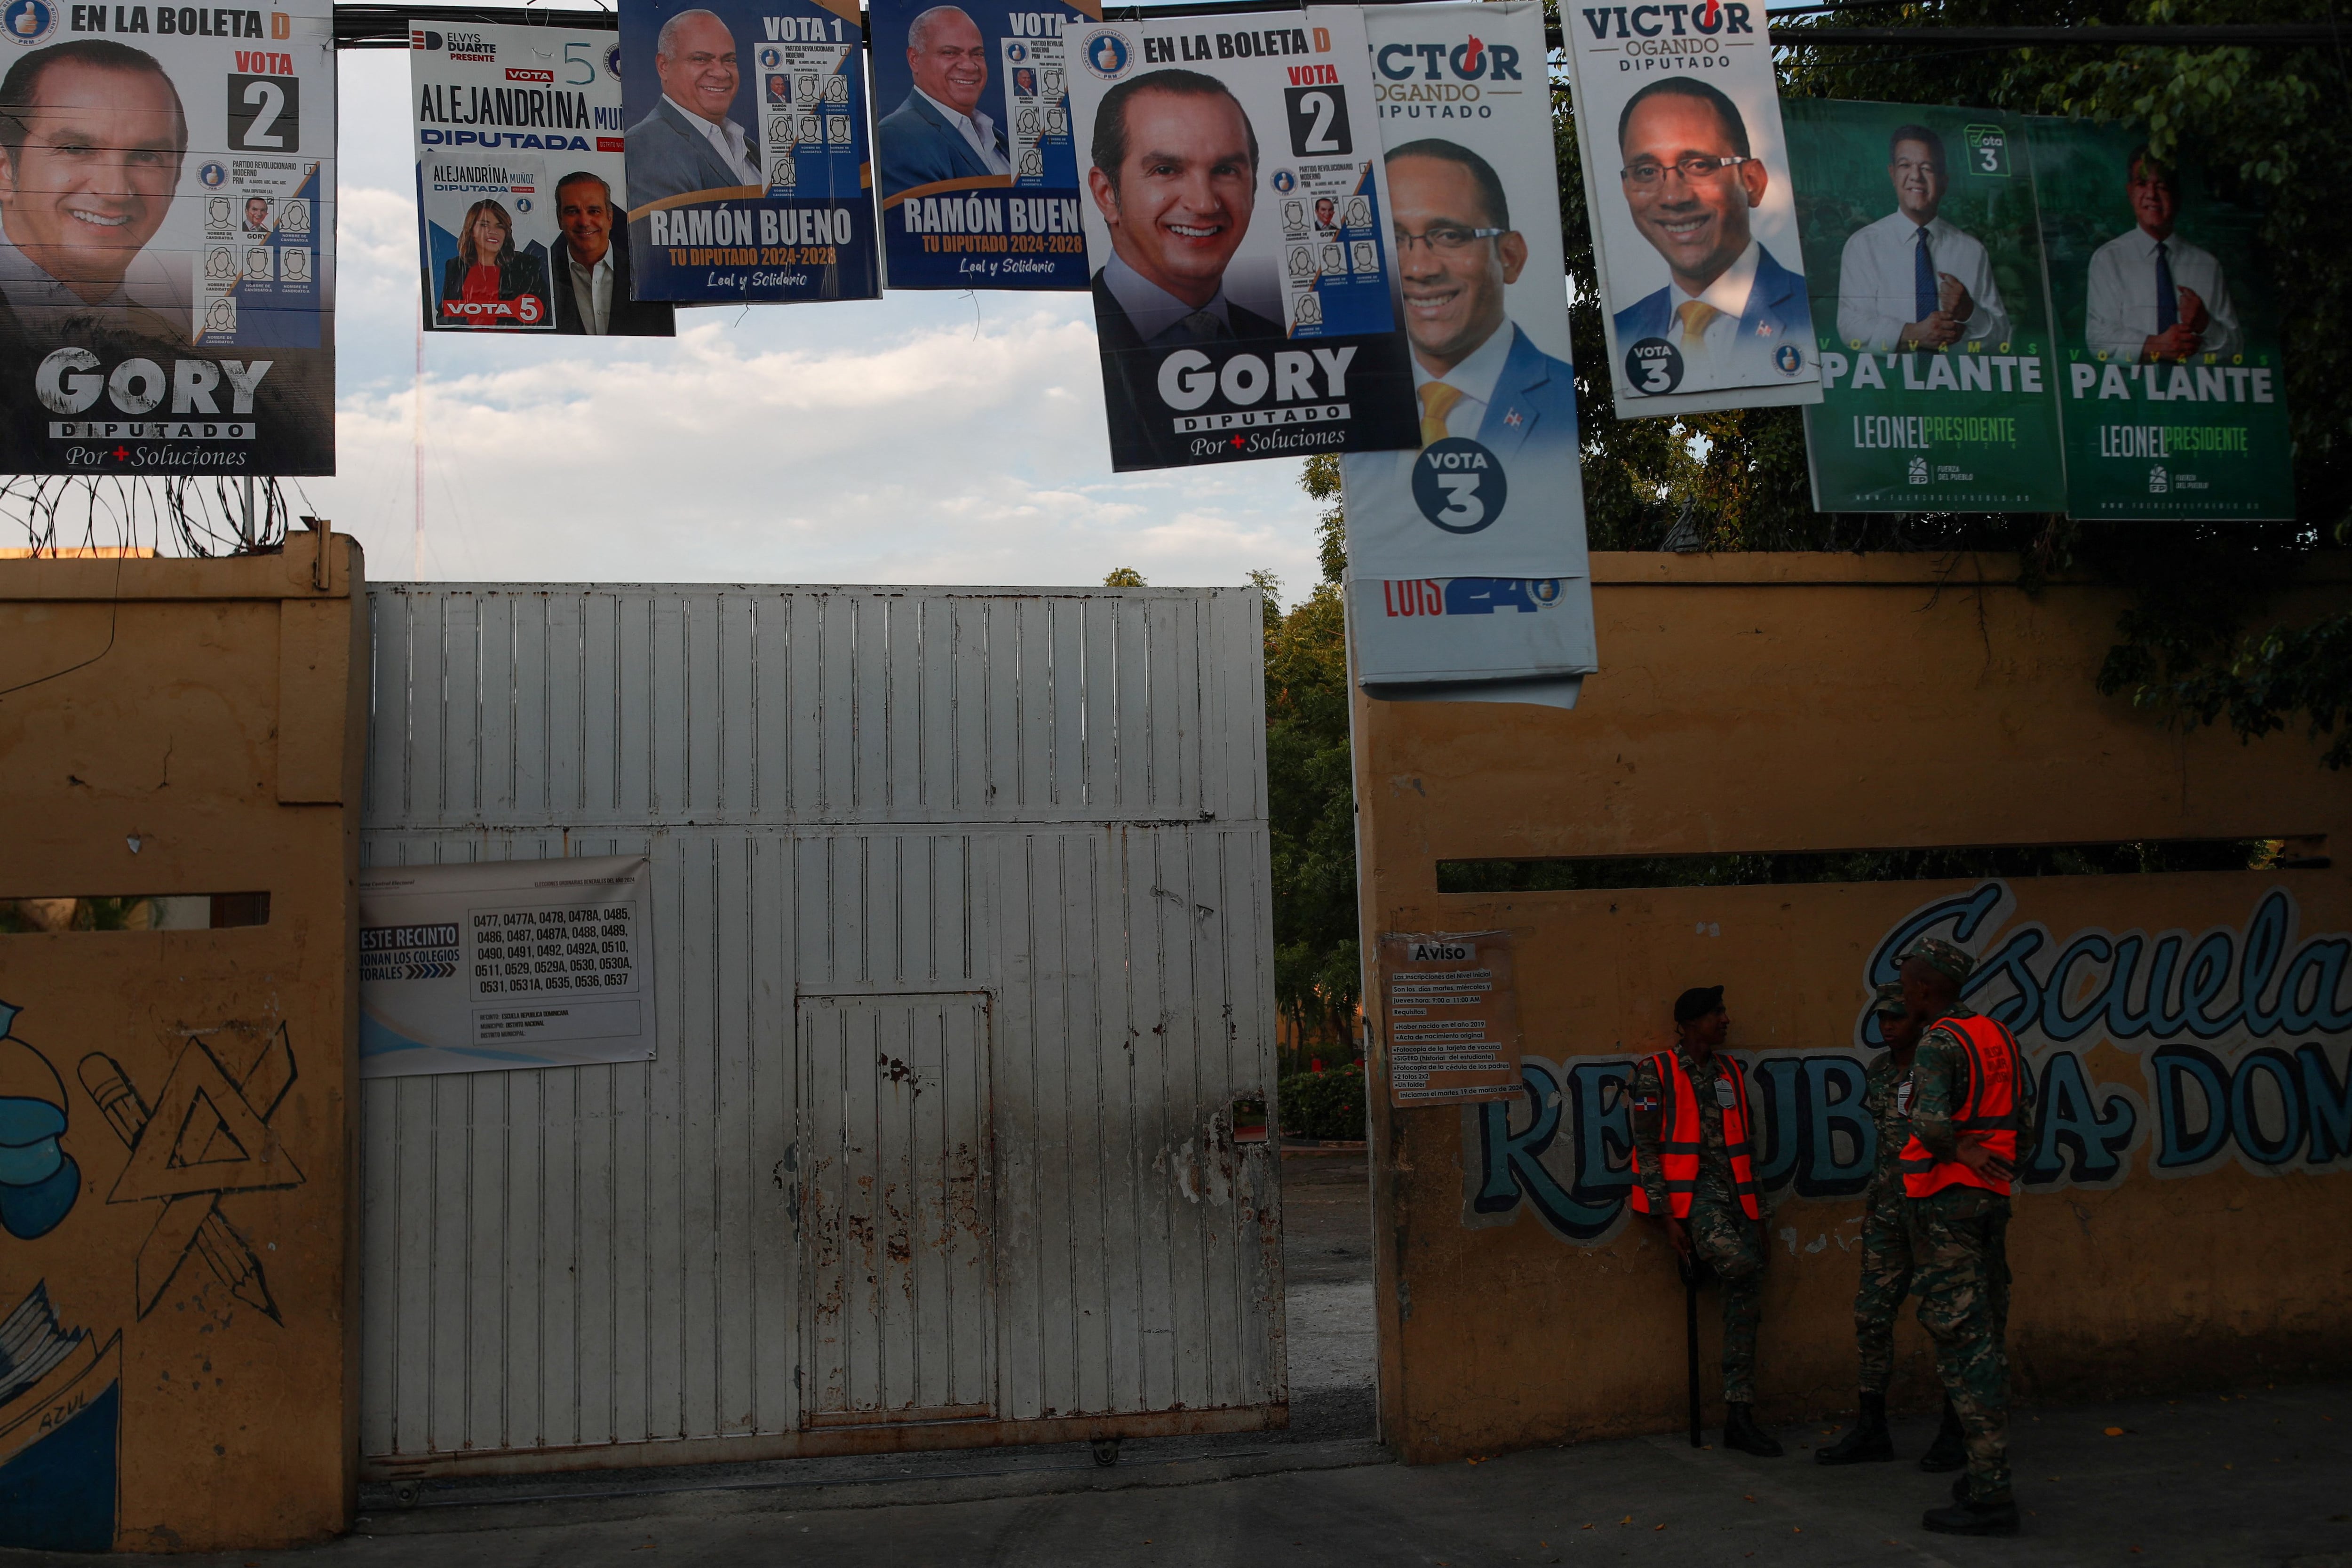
top-left (358, 585), bottom-right (1281, 1473)
top-left (797, 991), bottom-right (994, 1427)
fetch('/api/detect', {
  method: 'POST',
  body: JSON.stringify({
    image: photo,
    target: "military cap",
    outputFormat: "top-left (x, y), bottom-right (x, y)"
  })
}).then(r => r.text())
top-left (1673, 984), bottom-right (1725, 1023)
top-left (1900, 937), bottom-right (1976, 984)
top-left (1869, 979), bottom-right (1907, 1015)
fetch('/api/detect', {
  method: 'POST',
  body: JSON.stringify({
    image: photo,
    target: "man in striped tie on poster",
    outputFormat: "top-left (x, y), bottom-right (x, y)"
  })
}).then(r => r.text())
top-left (2085, 145), bottom-right (2242, 365)
top-left (1833, 123), bottom-right (2009, 354)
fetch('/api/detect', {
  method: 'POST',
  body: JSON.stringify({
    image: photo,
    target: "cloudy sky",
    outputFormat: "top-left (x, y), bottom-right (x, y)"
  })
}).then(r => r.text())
top-left (305, 27), bottom-right (1324, 594)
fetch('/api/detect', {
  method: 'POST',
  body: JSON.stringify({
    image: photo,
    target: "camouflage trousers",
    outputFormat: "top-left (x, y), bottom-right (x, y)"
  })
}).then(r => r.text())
top-left (1689, 1191), bottom-right (1764, 1404)
top-left (1907, 1186), bottom-right (2013, 1499)
top-left (1853, 1190), bottom-right (1914, 1394)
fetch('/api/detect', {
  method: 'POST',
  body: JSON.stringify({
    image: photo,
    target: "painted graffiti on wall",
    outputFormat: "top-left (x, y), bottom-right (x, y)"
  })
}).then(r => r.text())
top-left (1462, 882), bottom-right (2352, 1242)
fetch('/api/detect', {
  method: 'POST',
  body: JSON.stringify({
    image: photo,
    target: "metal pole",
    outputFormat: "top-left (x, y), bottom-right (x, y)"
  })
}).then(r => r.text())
top-left (240, 474), bottom-right (254, 550)
top-left (1685, 1272), bottom-right (1703, 1448)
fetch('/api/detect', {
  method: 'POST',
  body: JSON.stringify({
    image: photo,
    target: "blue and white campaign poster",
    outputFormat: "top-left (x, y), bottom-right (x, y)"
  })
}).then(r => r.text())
top-left (0, 0), bottom-right (334, 473)
top-left (868, 0), bottom-right (1097, 289)
top-left (1343, 2), bottom-right (1596, 698)
top-left (1065, 5), bottom-right (1418, 470)
top-left (620, 0), bottom-right (879, 303)
top-left (411, 21), bottom-right (681, 336)
top-left (359, 857), bottom-right (657, 1079)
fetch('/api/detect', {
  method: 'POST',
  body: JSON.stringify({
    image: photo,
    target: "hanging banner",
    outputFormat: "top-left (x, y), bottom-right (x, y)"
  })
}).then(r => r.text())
top-left (1379, 930), bottom-right (1523, 1108)
top-left (1557, 0), bottom-right (1819, 420)
top-left (1786, 101), bottom-right (2065, 511)
top-left (358, 856), bottom-right (658, 1079)
top-left (2026, 118), bottom-right (2294, 521)
top-left (1340, 1), bottom-right (1595, 697)
top-left (620, 0), bottom-right (880, 305)
top-left (869, 0), bottom-right (1098, 290)
top-left (410, 20), bottom-right (676, 337)
top-left (0, 0), bottom-right (334, 473)
top-left (1065, 6), bottom-right (1417, 470)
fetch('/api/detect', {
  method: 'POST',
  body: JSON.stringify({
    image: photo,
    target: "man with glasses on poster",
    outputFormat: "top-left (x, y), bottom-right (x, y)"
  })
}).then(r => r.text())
top-left (2085, 145), bottom-right (2240, 365)
top-left (1835, 124), bottom-right (2009, 353)
top-left (1386, 138), bottom-right (1573, 457)
top-left (1609, 78), bottom-right (1811, 395)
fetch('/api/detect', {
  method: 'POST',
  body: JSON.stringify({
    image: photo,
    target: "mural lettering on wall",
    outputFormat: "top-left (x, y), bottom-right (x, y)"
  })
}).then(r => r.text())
top-left (1462, 883), bottom-right (2352, 1243)
top-left (0, 1000), bottom-right (121, 1553)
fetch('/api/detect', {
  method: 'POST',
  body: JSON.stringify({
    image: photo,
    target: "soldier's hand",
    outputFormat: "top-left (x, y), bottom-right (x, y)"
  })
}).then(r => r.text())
top-left (1652, 1213), bottom-right (1692, 1261)
top-left (1957, 1140), bottom-right (2016, 1186)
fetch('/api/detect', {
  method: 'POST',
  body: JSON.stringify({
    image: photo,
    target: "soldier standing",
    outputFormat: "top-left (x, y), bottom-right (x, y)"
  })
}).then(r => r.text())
top-left (1817, 980), bottom-right (1963, 1467)
top-left (1898, 938), bottom-right (2031, 1535)
top-left (1629, 985), bottom-right (1781, 1457)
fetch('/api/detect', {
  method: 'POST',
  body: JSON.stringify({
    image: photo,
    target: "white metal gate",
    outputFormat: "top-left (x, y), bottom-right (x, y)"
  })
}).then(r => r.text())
top-left (357, 585), bottom-right (1281, 1473)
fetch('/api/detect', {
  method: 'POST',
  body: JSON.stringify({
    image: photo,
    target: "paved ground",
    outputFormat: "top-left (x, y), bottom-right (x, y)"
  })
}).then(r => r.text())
top-left (9, 1152), bottom-right (2347, 1565)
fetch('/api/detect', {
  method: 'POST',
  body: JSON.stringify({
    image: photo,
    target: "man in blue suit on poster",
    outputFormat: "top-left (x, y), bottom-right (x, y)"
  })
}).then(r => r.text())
top-left (876, 5), bottom-right (1009, 197)
top-left (1608, 78), bottom-right (1812, 398)
top-left (624, 9), bottom-right (762, 206)
top-left (1385, 140), bottom-right (1575, 461)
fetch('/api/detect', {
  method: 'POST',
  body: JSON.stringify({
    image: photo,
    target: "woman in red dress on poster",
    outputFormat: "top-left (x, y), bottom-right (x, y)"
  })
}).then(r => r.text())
top-left (436, 199), bottom-right (553, 327)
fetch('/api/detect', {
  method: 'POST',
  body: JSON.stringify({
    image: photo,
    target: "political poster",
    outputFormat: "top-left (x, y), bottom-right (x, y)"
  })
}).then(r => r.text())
top-left (620, 0), bottom-right (879, 305)
top-left (410, 20), bottom-right (675, 337)
top-left (1379, 930), bottom-right (1523, 1108)
top-left (0, 0), bottom-right (334, 474)
top-left (1065, 6), bottom-right (1417, 470)
top-left (1341, 2), bottom-right (1595, 701)
top-left (2026, 118), bottom-right (2294, 521)
top-left (358, 856), bottom-right (657, 1079)
top-left (868, 0), bottom-right (1097, 290)
top-left (1557, 0), bottom-right (1819, 420)
top-left (1785, 101), bottom-right (2066, 511)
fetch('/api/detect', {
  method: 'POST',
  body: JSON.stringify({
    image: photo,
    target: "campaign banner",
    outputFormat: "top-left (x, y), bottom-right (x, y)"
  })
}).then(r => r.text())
top-left (0, 0), bottom-right (334, 474)
top-left (1558, 0), bottom-right (1819, 420)
top-left (1065, 6), bottom-right (1417, 470)
top-left (1786, 101), bottom-right (2066, 511)
top-left (869, 0), bottom-right (1098, 290)
top-left (358, 856), bottom-right (658, 1079)
top-left (2026, 118), bottom-right (2294, 521)
top-left (1350, 573), bottom-right (1596, 698)
top-left (411, 21), bottom-right (675, 337)
top-left (620, 0), bottom-right (880, 304)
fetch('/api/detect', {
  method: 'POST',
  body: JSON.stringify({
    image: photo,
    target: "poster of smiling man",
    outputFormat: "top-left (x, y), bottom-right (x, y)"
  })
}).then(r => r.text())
top-left (410, 21), bottom-right (675, 336)
top-left (1065, 5), bottom-right (1417, 470)
top-left (620, 0), bottom-right (878, 304)
top-left (1342, 1), bottom-right (1596, 699)
top-left (1784, 100), bottom-right (2066, 511)
top-left (869, 0), bottom-right (1098, 290)
top-left (1558, 0), bottom-right (1819, 419)
top-left (0, 0), bottom-right (334, 473)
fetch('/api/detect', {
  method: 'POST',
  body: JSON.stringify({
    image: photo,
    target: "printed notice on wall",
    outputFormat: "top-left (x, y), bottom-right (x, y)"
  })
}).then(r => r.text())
top-left (358, 856), bottom-right (656, 1078)
top-left (1379, 930), bottom-right (1522, 1107)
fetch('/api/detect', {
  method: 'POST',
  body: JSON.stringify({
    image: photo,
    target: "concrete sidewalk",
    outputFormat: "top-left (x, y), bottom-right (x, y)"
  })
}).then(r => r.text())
top-left (4, 1380), bottom-right (2343, 1567)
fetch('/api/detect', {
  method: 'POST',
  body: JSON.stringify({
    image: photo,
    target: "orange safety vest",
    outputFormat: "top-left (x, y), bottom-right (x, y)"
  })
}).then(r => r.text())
top-left (1899, 1013), bottom-right (2026, 1198)
top-left (1628, 1050), bottom-right (1761, 1221)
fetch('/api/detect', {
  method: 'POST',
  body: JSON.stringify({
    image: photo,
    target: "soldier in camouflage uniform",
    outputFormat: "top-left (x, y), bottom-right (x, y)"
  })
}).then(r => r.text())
top-left (1901, 937), bottom-right (2033, 1536)
top-left (1817, 979), bottom-right (1932, 1465)
top-left (1629, 985), bottom-right (1782, 1457)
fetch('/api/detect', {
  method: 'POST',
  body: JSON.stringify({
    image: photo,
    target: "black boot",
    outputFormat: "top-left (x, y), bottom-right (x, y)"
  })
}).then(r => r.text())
top-left (1923, 1479), bottom-right (2020, 1536)
top-left (1916, 1399), bottom-right (1966, 1472)
top-left (1722, 1402), bottom-right (1785, 1457)
top-left (1815, 1391), bottom-right (1893, 1465)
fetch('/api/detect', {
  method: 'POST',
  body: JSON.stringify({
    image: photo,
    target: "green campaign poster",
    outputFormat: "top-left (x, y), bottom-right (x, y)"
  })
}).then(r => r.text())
top-left (1787, 100), bottom-right (2067, 511)
top-left (2026, 117), bottom-right (2296, 521)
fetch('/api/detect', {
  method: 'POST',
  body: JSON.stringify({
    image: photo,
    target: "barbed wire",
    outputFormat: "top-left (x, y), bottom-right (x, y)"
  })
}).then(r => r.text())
top-left (0, 475), bottom-right (293, 557)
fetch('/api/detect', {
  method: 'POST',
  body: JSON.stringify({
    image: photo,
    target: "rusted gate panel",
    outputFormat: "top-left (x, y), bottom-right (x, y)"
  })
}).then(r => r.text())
top-left (357, 586), bottom-right (1280, 1472)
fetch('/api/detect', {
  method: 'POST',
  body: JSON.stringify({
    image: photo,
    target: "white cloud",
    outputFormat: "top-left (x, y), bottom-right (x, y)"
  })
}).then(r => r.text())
top-left (307, 47), bottom-right (1321, 597)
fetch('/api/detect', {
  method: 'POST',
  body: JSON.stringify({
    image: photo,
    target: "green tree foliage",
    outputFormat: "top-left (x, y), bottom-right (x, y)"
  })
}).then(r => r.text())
top-left (1103, 566), bottom-right (1148, 586)
top-left (1263, 461), bottom-right (1362, 1056)
top-left (1277, 1062), bottom-right (1367, 1141)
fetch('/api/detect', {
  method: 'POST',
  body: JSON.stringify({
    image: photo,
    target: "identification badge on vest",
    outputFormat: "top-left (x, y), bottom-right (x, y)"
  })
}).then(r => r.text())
top-left (1895, 1080), bottom-right (1915, 1116)
top-left (1715, 1079), bottom-right (1737, 1109)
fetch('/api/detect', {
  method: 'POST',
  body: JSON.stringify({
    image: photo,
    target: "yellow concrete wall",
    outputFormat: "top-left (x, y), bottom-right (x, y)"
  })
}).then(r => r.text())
top-left (1359, 553), bottom-right (2352, 1463)
top-left (0, 539), bottom-right (365, 1550)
